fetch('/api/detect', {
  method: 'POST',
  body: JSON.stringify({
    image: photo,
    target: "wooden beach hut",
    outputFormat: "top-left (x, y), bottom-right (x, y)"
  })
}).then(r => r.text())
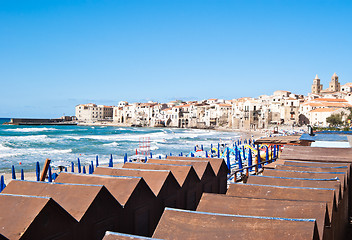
top-left (226, 183), bottom-right (342, 240)
top-left (166, 156), bottom-right (229, 193)
top-left (1, 180), bottom-right (122, 240)
top-left (147, 159), bottom-right (217, 194)
top-left (55, 172), bottom-right (162, 237)
top-left (0, 193), bottom-right (77, 240)
top-left (152, 208), bottom-right (320, 240)
top-left (197, 193), bottom-right (330, 240)
top-left (123, 162), bottom-right (201, 210)
top-left (93, 167), bottom-right (181, 208)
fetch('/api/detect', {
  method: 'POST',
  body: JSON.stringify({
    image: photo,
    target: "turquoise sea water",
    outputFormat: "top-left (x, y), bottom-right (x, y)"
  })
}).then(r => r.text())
top-left (0, 118), bottom-right (240, 173)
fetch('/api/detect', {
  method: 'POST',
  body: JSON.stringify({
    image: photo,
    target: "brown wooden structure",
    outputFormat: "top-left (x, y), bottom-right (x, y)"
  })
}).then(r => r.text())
top-left (0, 193), bottom-right (77, 240)
top-left (55, 172), bottom-right (162, 237)
top-left (2, 180), bottom-right (122, 240)
top-left (197, 193), bottom-right (330, 240)
top-left (103, 231), bottom-right (161, 240)
top-left (93, 167), bottom-right (181, 208)
top-left (254, 135), bottom-right (313, 146)
top-left (166, 156), bottom-right (229, 193)
top-left (153, 208), bottom-right (320, 240)
top-left (227, 183), bottom-right (342, 240)
top-left (147, 159), bottom-right (217, 193)
top-left (123, 162), bottom-right (201, 210)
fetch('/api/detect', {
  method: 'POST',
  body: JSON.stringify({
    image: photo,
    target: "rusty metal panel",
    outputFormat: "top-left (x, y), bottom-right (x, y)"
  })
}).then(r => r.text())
top-left (281, 146), bottom-right (352, 163)
top-left (0, 194), bottom-right (77, 240)
top-left (197, 193), bottom-right (330, 240)
top-left (148, 159), bottom-right (217, 193)
top-left (93, 167), bottom-right (181, 208)
top-left (262, 169), bottom-right (348, 193)
top-left (153, 208), bottom-right (320, 240)
top-left (103, 231), bottom-right (163, 239)
top-left (1, 180), bottom-right (122, 240)
top-left (55, 172), bottom-right (162, 237)
top-left (227, 183), bottom-right (341, 240)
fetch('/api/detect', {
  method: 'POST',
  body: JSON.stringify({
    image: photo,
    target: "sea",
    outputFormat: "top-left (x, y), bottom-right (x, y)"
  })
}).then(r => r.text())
top-left (0, 118), bottom-right (241, 173)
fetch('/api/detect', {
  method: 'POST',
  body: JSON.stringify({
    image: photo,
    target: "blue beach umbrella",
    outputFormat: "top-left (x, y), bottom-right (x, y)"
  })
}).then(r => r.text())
top-left (159, 155), bottom-right (161, 159)
top-left (266, 146), bottom-right (269, 163)
top-left (36, 162), bottom-right (40, 181)
top-left (150, 152), bottom-right (153, 158)
top-left (91, 161), bottom-right (94, 172)
top-left (82, 166), bottom-right (86, 174)
top-left (89, 164), bottom-right (92, 174)
top-left (242, 145), bottom-right (246, 160)
top-left (71, 162), bottom-right (74, 173)
top-left (206, 151), bottom-right (208, 158)
top-left (64, 167), bottom-right (67, 172)
top-left (273, 145), bottom-right (276, 159)
top-left (226, 148), bottom-right (231, 171)
top-left (21, 169), bottom-right (24, 180)
top-left (180, 152), bottom-right (183, 156)
top-left (48, 166), bottom-right (52, 182)
top-left (194, 146), bottom-right (197, 152)
top-left (238, 151), bottom-right (243, 173)
top-left (170, 153), bottom-right (172, 156)
top-left (109, 154), bottom-right (113, 167)
top-left (96, 155), bottom-right (99, 167)
top-left (248, 148), bottom-right (253, 171)
top-left (257, 145), bottom-right (261, 169)
top-left (145, 156), bottom-right (148, 163)
top-left (11, 165), bottom-right (16, 180)
top-left (0, 175), bottom-right (5, 192)
top-left (124, 153), bottom-right (128, 163)
top-left (201, 145), bottom-right (203, 151)
top-left (191, 152), bottom-right (194, 157)
top-left (77, 158), bottom-right (81, 173)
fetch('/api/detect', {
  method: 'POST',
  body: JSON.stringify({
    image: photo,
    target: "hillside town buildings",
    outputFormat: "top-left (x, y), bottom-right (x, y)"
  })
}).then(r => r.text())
top-left (75, 73), bottom-right (352, 129)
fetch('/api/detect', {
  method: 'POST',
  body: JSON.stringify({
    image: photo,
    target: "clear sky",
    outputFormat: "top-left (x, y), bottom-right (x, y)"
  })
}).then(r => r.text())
top-left (1, 0), bottom-right (351, 118)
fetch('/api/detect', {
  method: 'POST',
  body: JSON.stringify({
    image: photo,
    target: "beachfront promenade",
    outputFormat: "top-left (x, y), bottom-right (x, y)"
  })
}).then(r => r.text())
top-left (0, 142), bottom-right (351, 239)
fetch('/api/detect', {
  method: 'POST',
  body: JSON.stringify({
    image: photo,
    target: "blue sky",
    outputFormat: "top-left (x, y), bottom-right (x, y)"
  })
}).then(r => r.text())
top-left (1, 0), bottom-right (351, 118)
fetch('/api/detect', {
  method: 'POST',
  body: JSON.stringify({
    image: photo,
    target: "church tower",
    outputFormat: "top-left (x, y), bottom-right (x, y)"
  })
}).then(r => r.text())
top-left (329, 73), bottom-right (340, 92)
top-left (311, 74), bottom-right (322, 94)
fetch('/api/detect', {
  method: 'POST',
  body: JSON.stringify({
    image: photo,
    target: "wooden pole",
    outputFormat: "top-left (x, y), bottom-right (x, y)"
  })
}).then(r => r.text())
top-left (40, 159), bottom-right (51, 181)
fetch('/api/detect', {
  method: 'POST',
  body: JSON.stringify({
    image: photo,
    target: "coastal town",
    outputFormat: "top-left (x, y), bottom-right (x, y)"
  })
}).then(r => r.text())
top-left (76, 73), bottom-right (352, 130)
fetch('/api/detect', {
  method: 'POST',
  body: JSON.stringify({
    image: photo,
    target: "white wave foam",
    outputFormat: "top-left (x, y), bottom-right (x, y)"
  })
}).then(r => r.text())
top-left (4, 127), bottom-right (57, 132)
top-left (0, 145), bottom-right (72, 159)
top-left (103, 142), bottom-right (119, 147)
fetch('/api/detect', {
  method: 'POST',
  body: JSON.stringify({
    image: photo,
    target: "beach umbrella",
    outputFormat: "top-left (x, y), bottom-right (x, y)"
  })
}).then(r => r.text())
top-left (248, 148), bottom-right (253, 171)
top-left (64, 167), bottom-right (67, 172)
top-left (205, 151), bottom-right (208, 158)
top-left (180, 152), bottom-right (183, 156)
top-left (91, 161), bottom-right (94, 172)
top-left (71, 162), bottom-right (74, 173)
top-left (150, 152), bottom-right (153, 158)
top-left (226, 148), bottom-right (231, 171)
top-left (238, 151), bottom-right (243, 173)
top-left (145, 156), bottom-right (148, 163)
top-left (11, 165), bottom-right (16, 180)
top-left (201, 145), bottom-right (203, 151)
top-left (266, 146), bottom-right (269, 163)
top-left (0, 175), bottom-right (5, 192)
top-left (191, 152), bottom-right (194, 157)
top-left (109, 154), bottom-right (113, 167)
top-left (21, 169), bottom-right (24, 180)
top-left (159, 155), bottom-right (161, 159)
top-left (89, 164), bottom-right (93, 174)
top-left (124, 153), bottom-right (128, 163)
top-left (257, 144), bottom-right (261, 169)
top-left (96, 155), bottom-right (99, 167)
top-left (36, 162), bottom-right (40, 181)
top-left (48, 166), bottom-right (52, 182)
top-left (242, 145), bottom-right (246, 160)
top-left (249, 139), bottom-right (251, 145)
top-left (82, 166), bottom-right (86, 174)
top-left (170, 153), bottom-right (172, 156)
top-left (217, 145), bottom-right (220, 158)
top-left (273, 145), bottom-right (276, 159)
top-left (77, 158), bottom-right (81, 173)
top-left (194, 146), bottom-right (197, 151)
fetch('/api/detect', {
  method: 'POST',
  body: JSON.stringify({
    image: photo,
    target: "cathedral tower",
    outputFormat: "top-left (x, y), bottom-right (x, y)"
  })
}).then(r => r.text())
top-left (311, 74), bottom-right (322, 94)
top-left (329, 73), bottom-right (340, 92)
